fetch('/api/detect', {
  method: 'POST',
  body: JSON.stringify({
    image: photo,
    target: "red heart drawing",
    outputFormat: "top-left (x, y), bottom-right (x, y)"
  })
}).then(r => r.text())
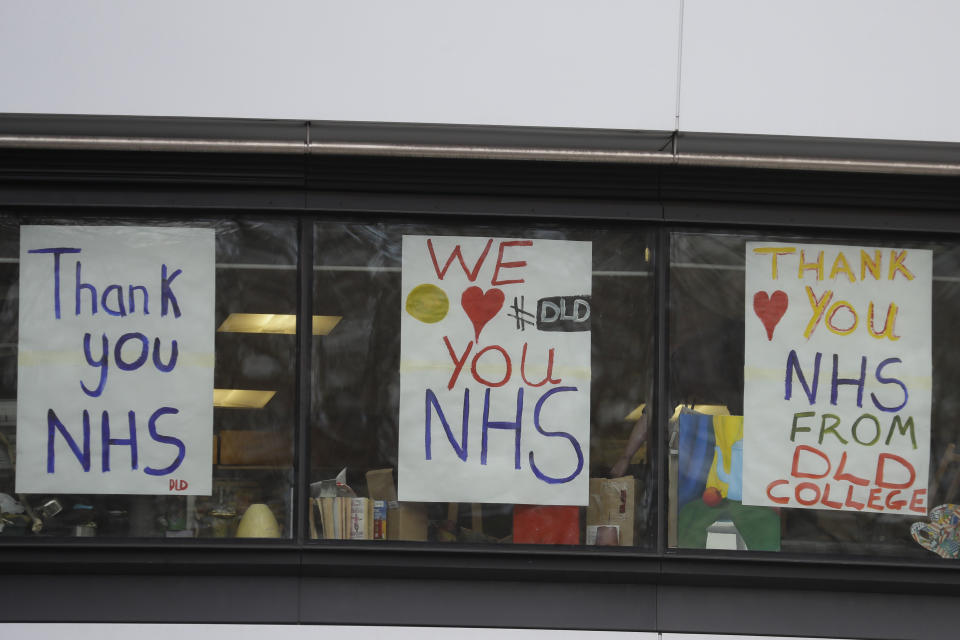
top-left (753, 290), bottom-right (788, 341)
top-left (461, 286), bottom-right (505, 342)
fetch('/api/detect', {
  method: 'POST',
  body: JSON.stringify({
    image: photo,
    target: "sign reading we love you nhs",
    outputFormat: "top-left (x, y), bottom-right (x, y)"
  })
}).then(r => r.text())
top-left (743, 242), bottom-right (932, 514)
top-left (398, 235), bottom-right (592, 505)
top-left (16, 226), bottom-right (215, 495)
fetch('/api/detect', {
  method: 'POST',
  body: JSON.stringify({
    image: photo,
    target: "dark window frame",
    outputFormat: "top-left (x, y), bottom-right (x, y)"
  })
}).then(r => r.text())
top-left (2, 121), bottom-right (960, 637)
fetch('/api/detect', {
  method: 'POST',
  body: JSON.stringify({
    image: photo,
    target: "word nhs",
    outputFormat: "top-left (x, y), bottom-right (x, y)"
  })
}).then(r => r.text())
top-left (28, 247), bottom-right (183, 319)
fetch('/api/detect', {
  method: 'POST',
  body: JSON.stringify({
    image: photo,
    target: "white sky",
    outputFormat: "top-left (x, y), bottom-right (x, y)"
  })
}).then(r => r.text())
top-left (1, 0), bottom-right (959, 141)
top-left (0, 0), bottom-right (678, 130)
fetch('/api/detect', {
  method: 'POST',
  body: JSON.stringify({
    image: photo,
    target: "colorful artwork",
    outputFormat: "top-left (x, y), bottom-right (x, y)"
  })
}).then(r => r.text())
top-left (677, 410), bottom-right (780, 551)
top-left (743, 243), bottom-right (932, 514)
top-left (911, 503), bottom-right (960, 559)
top-left (398, 236), bottom-right (592, 505)
top-left (16, 226), bottom-right (215, 495)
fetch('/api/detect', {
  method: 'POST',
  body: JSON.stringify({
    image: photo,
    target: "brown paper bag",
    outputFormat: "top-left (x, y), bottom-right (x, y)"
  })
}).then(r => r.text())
top-left (586, 476), bottom-right (636, 547)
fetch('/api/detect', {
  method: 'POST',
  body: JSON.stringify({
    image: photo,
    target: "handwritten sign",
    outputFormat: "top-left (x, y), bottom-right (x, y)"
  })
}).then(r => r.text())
top-left (16, 226), bottom-right (215, 495)
top-left (398, 235), bottom-right (592, 505)
top-left (743, 242), bottom-right (932, 514)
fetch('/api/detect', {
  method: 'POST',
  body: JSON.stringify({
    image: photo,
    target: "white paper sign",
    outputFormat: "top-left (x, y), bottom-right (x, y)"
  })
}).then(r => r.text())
top-left (16, 226), bottom-right (215, 495)
top-left (398, 235), bottom-right (592, 505)
top-left (743, 242), bottom-right (932, 514)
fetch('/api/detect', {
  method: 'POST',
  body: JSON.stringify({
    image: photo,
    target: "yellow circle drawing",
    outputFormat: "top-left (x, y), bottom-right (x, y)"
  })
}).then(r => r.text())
top-left (406, 283), bottom-right (449, 323)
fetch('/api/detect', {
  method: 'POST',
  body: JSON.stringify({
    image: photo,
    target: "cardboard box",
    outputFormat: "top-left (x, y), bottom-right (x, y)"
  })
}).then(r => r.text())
top-left (218, 430), bottom-right (291, 466)
top-left (365, 468), bottom-right (428, 541)
top-left (388, 502), bottom-right (428, 541)
top-left (366, 468), bottom-right (398, 502)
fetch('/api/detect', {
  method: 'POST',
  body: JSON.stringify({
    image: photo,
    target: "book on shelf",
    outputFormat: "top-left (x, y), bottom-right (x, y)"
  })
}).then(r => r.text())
top-left (317, 497), bottom-right (380, 540)
top-left (372, 500), bottom-right (387, 540)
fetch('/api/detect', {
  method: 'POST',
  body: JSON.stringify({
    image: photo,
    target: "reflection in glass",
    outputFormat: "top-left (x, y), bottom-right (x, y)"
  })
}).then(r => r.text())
top-left (669, 231), bottom-right (960, 559)
top-left (0, 216), bottom-right (297, 540)
top-left (310, 221), bottom-right (656, 549)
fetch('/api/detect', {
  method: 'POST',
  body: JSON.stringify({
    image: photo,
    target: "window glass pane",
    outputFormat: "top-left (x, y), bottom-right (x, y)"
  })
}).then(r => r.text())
top-left (669, 230), bottom-right (959, 560)
top-left (311, 220), bottom-right (655, 549)
top-left (0, 214), bottom-right (296, 540)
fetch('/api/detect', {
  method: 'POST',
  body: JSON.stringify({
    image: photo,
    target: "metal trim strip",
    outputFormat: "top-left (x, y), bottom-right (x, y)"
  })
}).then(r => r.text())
top-left (3, 134), bottom-right (960, 175)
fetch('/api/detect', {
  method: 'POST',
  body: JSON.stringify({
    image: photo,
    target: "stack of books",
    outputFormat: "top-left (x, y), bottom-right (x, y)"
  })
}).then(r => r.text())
top-left (311, 497), bottom-right (387, 540)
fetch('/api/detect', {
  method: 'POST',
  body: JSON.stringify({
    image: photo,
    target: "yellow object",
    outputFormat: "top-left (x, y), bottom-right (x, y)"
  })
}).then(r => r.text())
top-left (624, 404), bottom-right (645, 421)
top-left (706, 415), bottom-right (744, 497)
top-left (235, 503), bottom-right (281, 538)
top-left (405, 283), bottom-right (449, 323)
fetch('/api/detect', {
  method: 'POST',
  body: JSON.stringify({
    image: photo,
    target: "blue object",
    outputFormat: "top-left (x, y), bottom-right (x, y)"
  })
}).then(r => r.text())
top-left (677, 411), bottom-right (716, 509)
top-left (716, 440), bottom-right (744, 501)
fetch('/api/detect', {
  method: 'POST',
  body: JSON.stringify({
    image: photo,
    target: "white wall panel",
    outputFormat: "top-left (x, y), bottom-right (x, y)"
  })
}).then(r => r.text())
top-left (680, 0), bottom-right (960, 142)
top-left (0, 0), bottom-right (682, 130)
